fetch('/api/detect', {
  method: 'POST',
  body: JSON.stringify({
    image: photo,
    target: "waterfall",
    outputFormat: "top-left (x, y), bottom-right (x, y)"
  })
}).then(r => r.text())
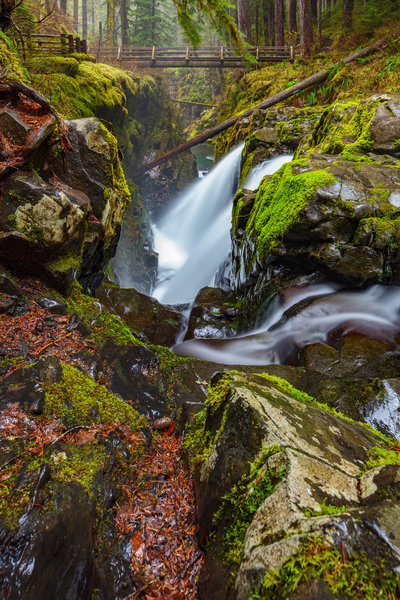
top-left (152, 143), bottom-right (244, 305)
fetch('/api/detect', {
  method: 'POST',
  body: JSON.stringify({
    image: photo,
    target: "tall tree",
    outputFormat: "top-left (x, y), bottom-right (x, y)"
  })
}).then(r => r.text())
top-left (298, 0), bottom-right (314, 56)
top-left (60, 0), bottom-right (67, 13)
top-left (73, 0), bottom-right (78, 32)
top-left (107, 0), bottom-right (114, 45)
top-left (274, 0), bottom-right (284, 46)
top-left (288, 0), bottom-right (297, 35)
top-left (120, 0), bottom-right (129, 46)
top-left (342, 0), bottom-right (354, 34)
top-left (82, 0), bottom-right (88, 38)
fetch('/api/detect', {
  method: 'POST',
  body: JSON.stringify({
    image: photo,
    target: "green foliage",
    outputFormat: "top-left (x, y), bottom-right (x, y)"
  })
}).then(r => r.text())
top-left (0, 31), bottom-right (29, 82)
top-left (304, 498), bottom-right (349, 518)
top-left (42, 362), bottom-right (147, 430)
top-left (253, 535), bottom-right (400, 599)
top-left (213, 445), bottom-right (285, 575)
top-left (363, 445), bottom-right (400, 472)
top-left (130, 0), bottom-right (176, 46)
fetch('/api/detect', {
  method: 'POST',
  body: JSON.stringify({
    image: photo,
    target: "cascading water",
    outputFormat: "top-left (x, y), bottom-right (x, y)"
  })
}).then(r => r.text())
top-left (152, 143), bottom-right (244, 305)
top-left (244, 154), bottom-right (293, 190)
top-left (173, 285), bottom-right (400, 365)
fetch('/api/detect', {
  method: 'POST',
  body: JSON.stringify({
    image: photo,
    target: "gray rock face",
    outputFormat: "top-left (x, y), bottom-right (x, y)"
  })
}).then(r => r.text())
top-left (0, 117), bottom-right (130, 294)
top-left (0, 109), bottom-right (29, 145)
top-left (192, 372), bottom-right (400, 600)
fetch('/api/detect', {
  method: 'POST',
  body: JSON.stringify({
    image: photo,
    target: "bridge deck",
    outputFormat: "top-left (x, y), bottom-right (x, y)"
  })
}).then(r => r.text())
top-left (95, 45), bottom-right (295, 68)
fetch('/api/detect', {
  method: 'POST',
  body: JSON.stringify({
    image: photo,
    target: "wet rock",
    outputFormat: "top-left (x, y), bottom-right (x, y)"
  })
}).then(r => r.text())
top-left (0, 109), bottom-right (30, 145)
top-left (0, 117), bottom-right (130, 294)
top-left (36, 296), bottom-right (66, 314)
top-left (191, 372), bottom-right (400, 600)
top-left (185, 287), bottom-right (237, 341)
top-left (96, 282), bottom-right (185, 346)
top-left (109, 198), bottom-right (158, 295)
top-left (152, 417), bottom-right (172, 431)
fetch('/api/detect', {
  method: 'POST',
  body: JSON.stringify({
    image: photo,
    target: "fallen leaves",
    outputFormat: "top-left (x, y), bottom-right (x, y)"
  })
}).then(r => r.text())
top-left (116, 435), bottom-right (202, 599)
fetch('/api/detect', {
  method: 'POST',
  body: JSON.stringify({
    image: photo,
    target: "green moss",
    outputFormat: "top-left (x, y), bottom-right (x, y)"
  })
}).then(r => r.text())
top-left (68, 52), bottom-right (96, 62)
top-left (183, 375), bottom-right (233, 464)
top-left (304, 498), bottom-right (349, 518)
top-left (253, 535), bottom-right (400, 599)
top-left (42, 362), bottom-right (147, 429)
top-left (65, 283), bottom-right (143, 348)
top-left (363, 445), bottom-right (400, 472)
top-left (0, 31), bottom-right (29, 82)
top-left (247, 162), bottom-right (335, 260)
top-left (47, 252), bottom-right (82, 276)
top-left (27, 56), bottom-right (79, 76)
top-left (51, 444), bottom-right (106, 494)
top-left (213, 445), bottom-right (285, 579)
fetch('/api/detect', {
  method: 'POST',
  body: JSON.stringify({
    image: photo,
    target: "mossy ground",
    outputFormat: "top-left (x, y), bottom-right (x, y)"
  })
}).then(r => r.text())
top-left (251, 535), bottom-right (400, 599)
top-left (42, 362), bottom-right (148, 430)
top-left (65, 282), bottom-right (144, 348)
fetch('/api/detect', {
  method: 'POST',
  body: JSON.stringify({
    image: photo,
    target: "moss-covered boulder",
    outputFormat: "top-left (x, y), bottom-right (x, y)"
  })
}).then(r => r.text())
top-left (231, 98), bottom-right (400, 309)
top-left (186, 372), bottom-right (400, 600)
top-left (0, 114), bottom-right (130, 294)
top-left (0, 356), bottom-right (147, 599)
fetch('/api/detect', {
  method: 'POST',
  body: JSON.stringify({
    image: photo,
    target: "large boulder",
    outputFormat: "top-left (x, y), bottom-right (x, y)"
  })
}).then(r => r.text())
top-left (187, 372), bottom-right (400, 600)
top-left (230, 98), bottom-right (400, 320)
top-left (0, 113), bottom-right (130, 294)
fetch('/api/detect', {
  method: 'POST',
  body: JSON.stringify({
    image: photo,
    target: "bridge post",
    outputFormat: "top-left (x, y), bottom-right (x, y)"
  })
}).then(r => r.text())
top-left (151, 46), bottom-right (156, 62)
top-left (220, 46), bottom-right (224, 61)
top-left (117, 46), bottom-right (121, 63)
top-left (256, 46), bottom-right (259, 60)
top-left (185, 46), bottom-right (189, 62)
top-left (68, 34), bottom-right (74, 54)
top-left (290, 45), bottom-right (294, 62)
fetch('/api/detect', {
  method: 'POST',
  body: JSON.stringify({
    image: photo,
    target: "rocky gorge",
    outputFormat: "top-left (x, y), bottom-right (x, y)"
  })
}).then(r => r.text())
top-left (0, 34), bottom-right (400, 600)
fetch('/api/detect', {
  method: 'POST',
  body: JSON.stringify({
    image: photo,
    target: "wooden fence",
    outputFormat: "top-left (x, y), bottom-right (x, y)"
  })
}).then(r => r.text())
top-left (28, 33), bottom-right (88, 57)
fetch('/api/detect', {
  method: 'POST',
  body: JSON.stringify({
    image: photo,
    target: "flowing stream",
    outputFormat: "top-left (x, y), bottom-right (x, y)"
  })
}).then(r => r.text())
top-left (173, 284), bottom-right (400, 365)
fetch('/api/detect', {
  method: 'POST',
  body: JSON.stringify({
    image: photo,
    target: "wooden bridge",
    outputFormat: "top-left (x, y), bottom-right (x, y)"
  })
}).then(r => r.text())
top-left (95, 45), bottom-right (295, 68)
top-left (27, 35), bottom-right (295, 68)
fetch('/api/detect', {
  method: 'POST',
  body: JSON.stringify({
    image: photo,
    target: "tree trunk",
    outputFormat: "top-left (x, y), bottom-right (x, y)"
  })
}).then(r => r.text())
top-left (60, 0), bottom-right (67, 13)
top-left (107, 0), bottom-right (114, 45)
top-left (274, 0), bottom-right (284, 46)
top-left (288, 0), bottom-right (297, 33)
top-left (120, 0), bottom-right (129, 46)
top-left (267, 2), bottom-right (274, 45)
top-left (135, 35), bottom-right (390, 177)
top-left (317, 0), bottom-right (322, 39)
top-left (342, 0), bottom-right (354, 34)
top-left (91, 0), bottom-right (95, 37)
top-left (82, 0), bottom-right (88, 39)
top-left (73, 0), bottom-right (78, 33)
top-left (298, 0), bottom-right (314, 56)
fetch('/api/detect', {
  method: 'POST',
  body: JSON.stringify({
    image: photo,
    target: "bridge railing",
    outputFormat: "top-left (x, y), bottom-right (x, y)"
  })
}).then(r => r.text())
top-left (95, 45), bottom-right (295, 65)
top-left (27, 33), bottom-right (88, 57)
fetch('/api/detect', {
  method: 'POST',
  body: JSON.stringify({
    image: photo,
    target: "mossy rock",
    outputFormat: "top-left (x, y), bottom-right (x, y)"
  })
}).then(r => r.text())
top-left (27, 56), bottom-right (79, 76)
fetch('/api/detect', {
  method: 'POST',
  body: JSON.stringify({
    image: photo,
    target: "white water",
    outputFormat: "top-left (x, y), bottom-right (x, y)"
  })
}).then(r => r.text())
top-left (244, 154), bottom-right (293, 190)
top-left (174, 285), bottom-right (400, 365)
top-left (152, 144), bottom-right (244, 305)
top-left (365, 380), bottom-right (400, 440)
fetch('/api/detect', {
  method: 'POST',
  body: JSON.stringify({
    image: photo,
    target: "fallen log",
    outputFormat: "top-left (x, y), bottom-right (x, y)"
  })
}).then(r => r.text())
top-left (134, 35), bottom-right (393, 177)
